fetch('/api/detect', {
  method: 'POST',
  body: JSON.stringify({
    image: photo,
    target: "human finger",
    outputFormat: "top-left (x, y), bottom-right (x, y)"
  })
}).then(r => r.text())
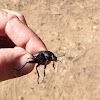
top-left (0, 9), bottom-right (47, 52)
top-left (0, 47), bottom-right (34, 81)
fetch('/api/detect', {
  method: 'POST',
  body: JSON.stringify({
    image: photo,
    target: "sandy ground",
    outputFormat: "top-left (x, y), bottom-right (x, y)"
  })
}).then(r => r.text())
top-left (0, 0), bottom-right (100, 100)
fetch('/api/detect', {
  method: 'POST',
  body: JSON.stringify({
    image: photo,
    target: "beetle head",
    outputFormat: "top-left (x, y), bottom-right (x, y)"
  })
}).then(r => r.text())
top-left (51, 54), bottom-right (57, 61)
top-left (44, 51), bottom-right (57, 61)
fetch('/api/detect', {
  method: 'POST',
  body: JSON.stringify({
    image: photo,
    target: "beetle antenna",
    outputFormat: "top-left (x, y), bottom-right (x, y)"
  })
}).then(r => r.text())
top-left (57, 60), bottom-right (62, 63)
top-left (58, 55), bottom-right (65, 58)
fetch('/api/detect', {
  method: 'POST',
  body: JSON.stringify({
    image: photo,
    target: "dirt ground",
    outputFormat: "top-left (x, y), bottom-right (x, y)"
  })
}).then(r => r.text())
top-left (0, 0), bottom-right (100, 100)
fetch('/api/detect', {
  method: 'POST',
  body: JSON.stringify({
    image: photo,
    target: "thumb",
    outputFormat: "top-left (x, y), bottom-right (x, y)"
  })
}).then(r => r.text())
top-left (0, 47), bottom-right (34, 81)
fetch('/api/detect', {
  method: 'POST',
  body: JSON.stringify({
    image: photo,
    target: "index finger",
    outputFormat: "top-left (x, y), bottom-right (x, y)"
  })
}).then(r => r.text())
top-left (0, 10), bottom-right (47, 53)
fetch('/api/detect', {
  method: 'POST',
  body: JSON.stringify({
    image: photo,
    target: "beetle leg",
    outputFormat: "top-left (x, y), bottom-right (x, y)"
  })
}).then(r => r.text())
top-left (53, 61), bottom-right (55, 69)
top-left (43, 60), bottom-right (48, 80)
top-left (27, 57), bottom-right (34, 59)
top-left (13, 61), bottom-right (36, 71)
top-left (36, 64), bottom-right (41, 84)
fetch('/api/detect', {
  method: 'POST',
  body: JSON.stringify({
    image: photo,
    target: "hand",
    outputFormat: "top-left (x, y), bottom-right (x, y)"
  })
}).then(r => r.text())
top-left (0, 9), bottom-right (47, 81)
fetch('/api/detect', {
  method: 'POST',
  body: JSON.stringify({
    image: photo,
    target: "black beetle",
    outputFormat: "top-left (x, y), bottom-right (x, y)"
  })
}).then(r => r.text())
top-left (15, 51), bottom-right (57, 83)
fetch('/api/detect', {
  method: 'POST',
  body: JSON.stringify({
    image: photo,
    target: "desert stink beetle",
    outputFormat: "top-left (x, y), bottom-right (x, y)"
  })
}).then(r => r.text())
top-left (14, 51), bottom-right (57, 84)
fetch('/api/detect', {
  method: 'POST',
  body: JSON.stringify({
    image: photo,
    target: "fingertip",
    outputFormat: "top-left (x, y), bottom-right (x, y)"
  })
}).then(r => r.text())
top-left (0, 48), bottom-right (34, 81)
top-left (13, 52), bottom-right (35, 77)
top-left (25, 36), bottom-right (47, 53)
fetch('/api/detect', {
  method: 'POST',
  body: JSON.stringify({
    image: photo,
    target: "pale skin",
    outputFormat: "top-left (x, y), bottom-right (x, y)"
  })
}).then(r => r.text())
top-left (0, 9), bottom-right (47, 81)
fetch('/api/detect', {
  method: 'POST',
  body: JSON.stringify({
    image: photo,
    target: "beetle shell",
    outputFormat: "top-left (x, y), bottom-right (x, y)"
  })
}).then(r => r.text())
top-left (32, 51), bottom-right (57, 64)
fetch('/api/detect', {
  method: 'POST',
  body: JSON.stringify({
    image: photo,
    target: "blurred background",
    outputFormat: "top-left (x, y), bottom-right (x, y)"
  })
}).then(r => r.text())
top-left (0, 0), bottom-right (100, 100)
